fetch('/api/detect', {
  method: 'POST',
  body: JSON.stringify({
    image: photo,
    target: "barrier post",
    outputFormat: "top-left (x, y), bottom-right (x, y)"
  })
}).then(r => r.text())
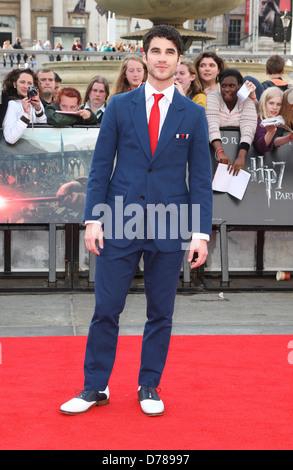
top-left (48, 223), bottom-right (56, 284)
top-left (220, 223), bottom-right (230, 286)
top-left (89, 250), bottom-right (96, 284)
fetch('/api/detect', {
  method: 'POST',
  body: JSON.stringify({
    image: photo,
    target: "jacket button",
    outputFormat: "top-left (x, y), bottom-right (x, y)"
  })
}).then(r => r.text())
top-left (148, 168), bottom-right (152, 173)
top-left (140, 195), bottom-right (145, 200)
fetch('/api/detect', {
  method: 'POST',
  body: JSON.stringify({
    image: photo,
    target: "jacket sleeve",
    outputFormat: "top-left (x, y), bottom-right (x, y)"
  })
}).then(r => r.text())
top-left (206, 90), bottom-right (222, 142)
top-left (83, 97), bottom-right (118, 221)
top-left (253, 117), bottom-right (273, 154)
top-left (239, 98), bottom-right (257, 146)
top-left (2, 100), bottom-right (29, 144)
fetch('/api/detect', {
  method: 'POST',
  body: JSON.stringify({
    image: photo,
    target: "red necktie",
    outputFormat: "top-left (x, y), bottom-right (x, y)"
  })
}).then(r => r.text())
top-left (149, 93), bottom-right (164, 155)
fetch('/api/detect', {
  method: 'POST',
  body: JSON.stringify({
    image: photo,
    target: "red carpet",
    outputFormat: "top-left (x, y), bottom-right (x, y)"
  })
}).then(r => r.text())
top-left (1, 335), bottom-right (293, 450)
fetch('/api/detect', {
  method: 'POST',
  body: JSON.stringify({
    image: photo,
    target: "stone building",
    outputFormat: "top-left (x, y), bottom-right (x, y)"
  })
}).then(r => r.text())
top-left (0, 0), bottom-right (247, 51)
top-left (0, 1), bottom-right (287, 55)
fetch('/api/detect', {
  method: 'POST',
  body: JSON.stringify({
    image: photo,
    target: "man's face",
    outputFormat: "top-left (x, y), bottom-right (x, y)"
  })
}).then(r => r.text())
top-left (143, 37), bottom-right (181, 87)
top-left (38, 71), bottom-right (55, 97)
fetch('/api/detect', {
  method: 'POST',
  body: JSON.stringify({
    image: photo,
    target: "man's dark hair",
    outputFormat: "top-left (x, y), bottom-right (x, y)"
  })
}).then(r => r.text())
top-left (143, 24), bottom-right (183, 56)
top-left (266, 54), bottom-right (285, 75)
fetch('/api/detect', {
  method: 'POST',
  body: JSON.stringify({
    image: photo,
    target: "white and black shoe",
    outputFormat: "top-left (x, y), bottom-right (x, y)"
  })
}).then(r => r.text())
top-left (138, 386), bottom-right (164, 416)
top-left (60, 387), bottom-right (109, 415)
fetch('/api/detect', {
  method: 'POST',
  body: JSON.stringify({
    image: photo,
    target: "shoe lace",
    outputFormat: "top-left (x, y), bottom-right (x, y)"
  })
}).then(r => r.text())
top-left (145, 386), bottom-right (161, 399)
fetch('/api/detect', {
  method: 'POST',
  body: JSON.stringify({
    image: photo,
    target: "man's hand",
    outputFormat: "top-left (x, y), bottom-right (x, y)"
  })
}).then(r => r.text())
top-left (56, 181), bottom-right (85, 210)
top-left (187, 238), bottom-right (208, 269)
top-left (84, 223), bottom-right (104, 255)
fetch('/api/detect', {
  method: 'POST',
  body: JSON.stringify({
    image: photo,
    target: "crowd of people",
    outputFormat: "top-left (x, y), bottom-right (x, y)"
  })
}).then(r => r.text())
top-left (1, 37), bottom-right (143, 69)
top-left (0, 37), bottom-right (140, 54)
top-left (0, 49), bottom-right (292, 176)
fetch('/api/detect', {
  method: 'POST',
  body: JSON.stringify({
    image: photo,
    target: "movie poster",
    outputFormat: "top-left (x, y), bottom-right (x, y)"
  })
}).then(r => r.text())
top-left (0, 126), bottom-right (98, 223)
top-left (212, 128), bottom-right (293, 225)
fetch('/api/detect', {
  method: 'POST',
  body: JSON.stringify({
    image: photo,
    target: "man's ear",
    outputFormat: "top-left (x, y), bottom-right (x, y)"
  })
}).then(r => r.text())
top-left (143, 52), bottom-right (147, 65)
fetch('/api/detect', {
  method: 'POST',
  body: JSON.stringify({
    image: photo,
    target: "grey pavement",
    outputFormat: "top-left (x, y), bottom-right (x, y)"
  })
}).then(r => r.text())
top-left (1, 290), bottom-right (293, 337)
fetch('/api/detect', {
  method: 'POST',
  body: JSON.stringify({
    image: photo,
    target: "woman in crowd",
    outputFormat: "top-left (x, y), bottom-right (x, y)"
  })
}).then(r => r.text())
top-left (206, 68), bottom-right (257, 175)
top-left (45, 86), bottom-right (98, 127)
top-left (253, 86), bottom-right (289, 154)
top-left (2, 68), bottom-right (47, 144)
top-left (80, 75), bottom-right (109, 124)
top-left (194, 51), bottom-right (225, 95)
top-left (108, 55), bottom-right (147, 100)
top-left (174, 58), bottom-right (206, 108)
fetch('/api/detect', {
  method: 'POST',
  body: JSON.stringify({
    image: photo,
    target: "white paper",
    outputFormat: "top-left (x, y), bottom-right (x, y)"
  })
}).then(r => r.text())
top-left (260, 116), bottom-right (285, 127)
top-left (212, 163), bottom-right (251, 200)
top-left (237, 83), bottom-right (251, 101)
top-left (260, 115), bottom-right (293, 133)
top-left (55, 110), bottom-right (78, 115)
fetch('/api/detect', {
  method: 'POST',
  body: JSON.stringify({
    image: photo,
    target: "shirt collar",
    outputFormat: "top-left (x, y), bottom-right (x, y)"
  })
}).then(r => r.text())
top-left (145, 80), bottom-right (175, 103)
top-left (85, 101), bottom-right (106, 113)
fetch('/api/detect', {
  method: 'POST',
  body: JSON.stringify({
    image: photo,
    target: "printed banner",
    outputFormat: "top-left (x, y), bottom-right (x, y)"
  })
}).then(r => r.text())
top-left (245, 0), bottom-right (250, 34)
top-left (1, 126), bottom-right (293, 226)
top-left (211, 128), bottom-right (293, 225)
top-left (279, 0), bottom-right (291, 11)
top-left (0, 126), bottom-right (98, 223)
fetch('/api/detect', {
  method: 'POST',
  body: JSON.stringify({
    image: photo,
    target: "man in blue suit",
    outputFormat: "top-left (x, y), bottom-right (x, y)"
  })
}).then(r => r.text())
top-left (60, 25), bottom-right (213, 417)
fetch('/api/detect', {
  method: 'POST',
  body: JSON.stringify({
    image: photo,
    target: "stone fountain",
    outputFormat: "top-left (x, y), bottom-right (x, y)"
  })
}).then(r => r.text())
top-left (97, 0), bottom-right (244, 50)
top-left (96, 0), bottom-right (243, 26)
top-left (44, 0), bottom-right (245, 94)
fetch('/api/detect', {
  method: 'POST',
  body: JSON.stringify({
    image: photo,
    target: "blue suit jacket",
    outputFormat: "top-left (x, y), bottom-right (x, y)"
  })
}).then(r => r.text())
top-left (84, 85), bottom-right (213, 252)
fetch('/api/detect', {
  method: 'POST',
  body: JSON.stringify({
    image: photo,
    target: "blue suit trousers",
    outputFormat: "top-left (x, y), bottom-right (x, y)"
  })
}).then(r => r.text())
top-left (83, 236), bottom-right (185, 391)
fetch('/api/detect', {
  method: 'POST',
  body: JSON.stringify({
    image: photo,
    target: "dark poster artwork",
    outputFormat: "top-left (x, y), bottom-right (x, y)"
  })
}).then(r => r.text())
top-left (96, 3), bottom-right (108, 18)
top-left (211, 128), bottom-right (293, 226)
top-left (0, 127), bottom-right (98, 223)
top-left (259, 0), bottom-right (280, 37)
top-left (73, 0), bottom-right (86, 15)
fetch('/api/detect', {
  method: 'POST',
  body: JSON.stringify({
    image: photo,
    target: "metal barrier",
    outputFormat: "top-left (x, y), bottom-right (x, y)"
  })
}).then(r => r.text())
top-left (0, 50), bottom-right (136, 71)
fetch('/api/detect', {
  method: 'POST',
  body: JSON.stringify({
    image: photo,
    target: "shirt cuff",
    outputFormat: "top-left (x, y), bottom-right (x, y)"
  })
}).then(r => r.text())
top-left (84, 220), bottom-right (101, 225)
top-left (192, 232), bottom-right (210, 241)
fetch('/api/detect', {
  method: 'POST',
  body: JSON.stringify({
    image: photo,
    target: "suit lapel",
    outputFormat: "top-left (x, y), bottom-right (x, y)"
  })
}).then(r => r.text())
top-left (130, 86), bottom-right (152, 160)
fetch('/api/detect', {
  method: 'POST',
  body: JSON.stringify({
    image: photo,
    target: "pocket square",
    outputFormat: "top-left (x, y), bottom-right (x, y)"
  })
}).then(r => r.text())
top-left (175, 134), bottom-right (189, 139)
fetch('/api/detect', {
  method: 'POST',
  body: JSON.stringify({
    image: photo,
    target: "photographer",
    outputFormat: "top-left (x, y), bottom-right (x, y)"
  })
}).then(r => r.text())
top-left (2, 68), bottom-right (47, 144)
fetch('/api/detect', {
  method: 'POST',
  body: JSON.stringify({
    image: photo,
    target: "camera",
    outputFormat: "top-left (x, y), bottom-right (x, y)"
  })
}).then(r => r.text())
top-left (27, 86), bottom-right (38, 99)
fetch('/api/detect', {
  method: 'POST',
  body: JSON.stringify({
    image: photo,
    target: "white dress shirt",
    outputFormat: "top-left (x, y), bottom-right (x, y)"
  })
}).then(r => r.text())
top-left (144, 80), bottom-right (174, 137)
top-left (84, 101), bottom-right (106, 116)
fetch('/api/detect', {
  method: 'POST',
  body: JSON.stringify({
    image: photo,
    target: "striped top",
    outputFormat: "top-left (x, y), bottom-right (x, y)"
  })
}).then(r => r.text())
top-left (206, 90), bottom-right (257, 146)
